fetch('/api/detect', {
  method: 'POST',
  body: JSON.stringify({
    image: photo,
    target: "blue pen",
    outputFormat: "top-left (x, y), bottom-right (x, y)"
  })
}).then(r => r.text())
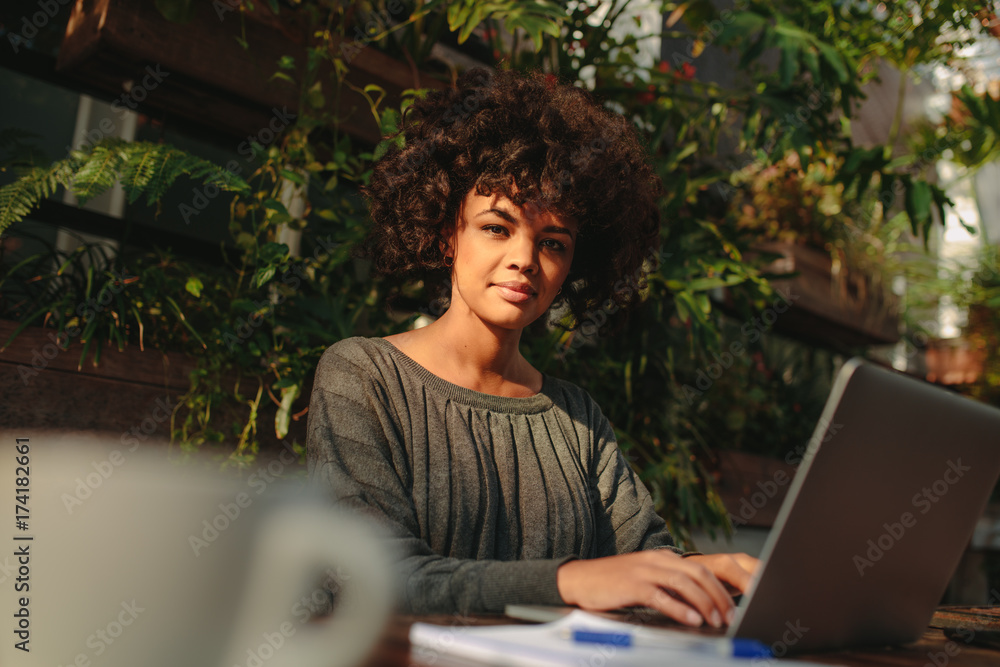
top-left (569, 628), bottom-right (772, 659)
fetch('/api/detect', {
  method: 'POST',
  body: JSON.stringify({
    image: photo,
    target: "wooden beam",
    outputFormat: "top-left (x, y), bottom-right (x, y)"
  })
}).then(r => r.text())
top-left (0, 318), bottom-right (193, 390)
top-left (26, 199), bottom-right (235, 265)
top-left (0, 319), bottom-right (309, 450)
top-left (753, 241), bottom-right (901, 349)
top-left (56, 0), bottom-right (447, 145)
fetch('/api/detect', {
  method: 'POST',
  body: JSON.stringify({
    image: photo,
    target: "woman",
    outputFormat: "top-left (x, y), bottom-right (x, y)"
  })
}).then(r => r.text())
top-left (306, 68), bottom-right (757, 625)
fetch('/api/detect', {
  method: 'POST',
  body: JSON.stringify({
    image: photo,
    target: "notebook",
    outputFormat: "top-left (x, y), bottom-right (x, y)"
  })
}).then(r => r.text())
top-left (411, 609), bottom-right (830, 666)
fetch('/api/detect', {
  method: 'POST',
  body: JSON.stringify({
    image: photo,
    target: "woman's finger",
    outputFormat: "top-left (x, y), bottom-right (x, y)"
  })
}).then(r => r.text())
top-left (704, 553), bottom-right (760, 593)
top-left (673, 557), bottom-right (737, 622)
top-left (636, 553), bottom-right (734, 627)
top-left (642, 584), bottom-right (714, 627)
top-left (647, 568), bottom-right (724, 627)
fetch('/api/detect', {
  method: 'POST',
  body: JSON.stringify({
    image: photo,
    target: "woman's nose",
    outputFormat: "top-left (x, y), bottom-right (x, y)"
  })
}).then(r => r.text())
top-left (506, 236), bottom-right (539, 273)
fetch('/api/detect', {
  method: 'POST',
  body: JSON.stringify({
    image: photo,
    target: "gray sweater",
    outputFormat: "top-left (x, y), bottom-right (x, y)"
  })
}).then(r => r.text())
top-left (305, 337), bottom-right (680, 614)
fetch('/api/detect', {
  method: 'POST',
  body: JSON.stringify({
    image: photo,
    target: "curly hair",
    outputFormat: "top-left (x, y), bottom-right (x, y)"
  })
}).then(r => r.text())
top-left (361, 67), bottom-right (662, 329)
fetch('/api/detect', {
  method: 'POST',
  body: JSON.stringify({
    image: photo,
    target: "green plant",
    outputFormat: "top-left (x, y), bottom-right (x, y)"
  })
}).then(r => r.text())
top-left (0, 140), bottom-right (249, 237)
top-left (504, 0), bottom-right (998, 542)
top-left (966, 250), bottom-right (1000, 405)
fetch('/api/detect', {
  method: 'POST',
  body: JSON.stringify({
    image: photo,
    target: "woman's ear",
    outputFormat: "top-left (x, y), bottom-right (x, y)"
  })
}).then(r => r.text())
top-left (439, 225), bottom-right (456, 266)
top-left (439, 228), bottom-right (453, 258)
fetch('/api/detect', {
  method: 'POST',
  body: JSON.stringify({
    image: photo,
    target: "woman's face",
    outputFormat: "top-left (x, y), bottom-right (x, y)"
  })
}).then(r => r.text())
top-left (445, 188), bottom-right (577, 333)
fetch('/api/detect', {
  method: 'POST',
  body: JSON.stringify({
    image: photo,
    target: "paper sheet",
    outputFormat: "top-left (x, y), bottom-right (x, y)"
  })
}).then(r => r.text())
top-left (410, 610), bottom-right (838, 666)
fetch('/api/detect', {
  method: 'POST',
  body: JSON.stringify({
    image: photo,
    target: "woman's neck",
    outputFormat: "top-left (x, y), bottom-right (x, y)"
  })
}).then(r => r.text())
top-left (385, 309), bottom-right (542, 397)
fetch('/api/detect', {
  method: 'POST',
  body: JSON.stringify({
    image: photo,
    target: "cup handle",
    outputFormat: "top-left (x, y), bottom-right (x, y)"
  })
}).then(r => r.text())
top-left (221, 503), bottom-right (394, 667)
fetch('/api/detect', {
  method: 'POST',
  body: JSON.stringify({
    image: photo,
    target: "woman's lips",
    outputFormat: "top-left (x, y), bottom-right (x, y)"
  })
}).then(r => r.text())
top-left (492, 282), bottom-right (536, 303)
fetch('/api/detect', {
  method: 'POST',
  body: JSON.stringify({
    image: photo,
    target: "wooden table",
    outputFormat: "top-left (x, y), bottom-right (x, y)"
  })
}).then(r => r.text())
top-left (359, 609), bottom-right (1000, 666)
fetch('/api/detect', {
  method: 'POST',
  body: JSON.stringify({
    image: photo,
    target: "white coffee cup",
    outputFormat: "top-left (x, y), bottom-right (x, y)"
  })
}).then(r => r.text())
top-left (0, 432), bottom-right (394, 667)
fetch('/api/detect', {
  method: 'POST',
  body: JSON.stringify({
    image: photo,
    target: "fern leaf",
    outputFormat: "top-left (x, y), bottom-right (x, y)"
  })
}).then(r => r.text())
top-left (185, 155), bottom-right (250, 192)
top-left (2, 138), bottom-right (250, 233)
top-left (0, 181), bottom-right (37, 236)
top-left (145, 146), bottom-right (186, 205)
top-left (119, 143), bottom-right (163, 203)
top-left (72, 139), bottom-right (127, 202)
top-left (0, 162), bottom-right (70, 235)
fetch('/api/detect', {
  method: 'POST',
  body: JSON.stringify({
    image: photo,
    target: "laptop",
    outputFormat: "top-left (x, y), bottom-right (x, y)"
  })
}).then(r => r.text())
top-left (728, 357), bottom-right (1000, 653)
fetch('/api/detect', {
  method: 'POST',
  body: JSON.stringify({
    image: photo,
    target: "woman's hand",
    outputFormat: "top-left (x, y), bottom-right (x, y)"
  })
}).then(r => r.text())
top-left (556, 551), bottom-right (759, 628)
top-left (681, 552), bottom-right (760, 595)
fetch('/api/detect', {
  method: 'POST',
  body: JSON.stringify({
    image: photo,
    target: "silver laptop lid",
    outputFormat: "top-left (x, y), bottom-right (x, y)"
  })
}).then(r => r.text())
top-left (730, 358), bottom-right (1000, 653)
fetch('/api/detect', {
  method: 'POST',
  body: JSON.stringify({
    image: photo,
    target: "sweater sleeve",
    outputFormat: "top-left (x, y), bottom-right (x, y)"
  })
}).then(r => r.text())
top-left (305, 343), bottom-right (574, 614)
top-left (588, 403), bottom-right (684, 557)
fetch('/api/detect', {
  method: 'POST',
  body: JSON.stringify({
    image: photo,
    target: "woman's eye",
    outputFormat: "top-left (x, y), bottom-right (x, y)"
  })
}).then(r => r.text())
top-left (542, 239), bottom-right (566, 251)
top-left (483, 224), bottom-right (507, 236)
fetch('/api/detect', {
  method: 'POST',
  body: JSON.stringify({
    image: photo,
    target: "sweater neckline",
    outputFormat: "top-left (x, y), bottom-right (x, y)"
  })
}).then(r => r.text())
top-left (369, 337), bottom-right (556, 414)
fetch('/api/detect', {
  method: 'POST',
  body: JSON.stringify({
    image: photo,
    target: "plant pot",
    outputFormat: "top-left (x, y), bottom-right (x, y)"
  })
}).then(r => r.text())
top-left (0, 318), bottom-right (191, 434)
top-left (751, 241), bottom-right (900, 349)
top-left (0, 320), bottom-right (306, 451)
top-left (924, 337), bottom-right (985, 385)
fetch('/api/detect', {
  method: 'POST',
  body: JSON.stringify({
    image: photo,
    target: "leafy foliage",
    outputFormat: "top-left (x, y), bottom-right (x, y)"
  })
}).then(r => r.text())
top-left (444, 0), bottom-right (565, 46)
top-left (0, 140), bottom-right (250, 236)
top-left (4, 0), bottom-right (1000, 541)
top-left (934, 84), bottom-right (1000, 172)
top-left (462, 0), bottom-right (998, 540)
